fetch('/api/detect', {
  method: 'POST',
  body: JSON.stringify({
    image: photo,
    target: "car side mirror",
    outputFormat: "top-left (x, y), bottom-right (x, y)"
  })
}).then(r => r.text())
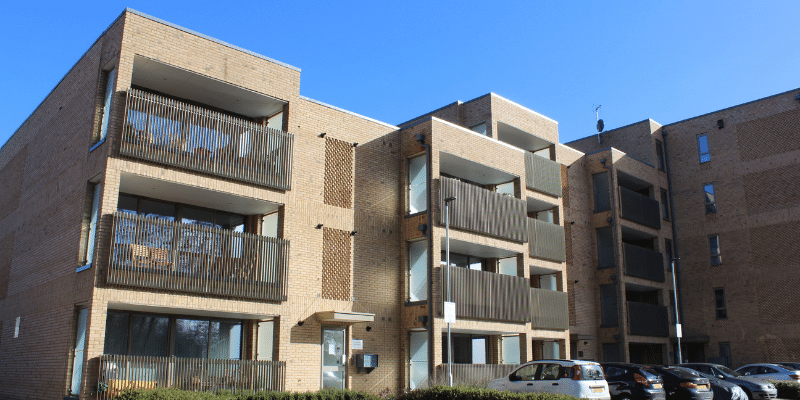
top-left (717, 375), bottom-right (725, 380)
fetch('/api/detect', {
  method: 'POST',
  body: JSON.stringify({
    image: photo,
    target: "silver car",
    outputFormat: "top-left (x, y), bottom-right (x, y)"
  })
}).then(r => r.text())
top-left (736, 363), bottom-right (800, 382)
top-left (488, 359), bottom-right (610, 399)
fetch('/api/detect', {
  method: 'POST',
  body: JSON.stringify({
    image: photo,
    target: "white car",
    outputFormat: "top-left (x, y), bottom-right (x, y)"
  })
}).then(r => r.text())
top-left (736, 363), bottom-right (800, 382)
top-left (488, 359), bottom-right (611, 399)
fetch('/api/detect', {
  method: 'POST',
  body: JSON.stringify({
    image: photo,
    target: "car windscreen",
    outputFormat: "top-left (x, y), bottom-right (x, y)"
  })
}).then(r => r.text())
top-left (673, 367), bottom-right (703, 377)
top-left (639, 368), bottom-right (661, 380)
top-left (664, 367), bottom-right (702, 379)
top-left (716, 365), bottom-right (743, 377)
top-left (582, 364), bottom-right (605, 380)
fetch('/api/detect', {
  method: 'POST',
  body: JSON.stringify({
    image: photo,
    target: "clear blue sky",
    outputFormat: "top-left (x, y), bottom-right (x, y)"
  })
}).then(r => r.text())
top-left (2, 1), bottom-right (798, 147)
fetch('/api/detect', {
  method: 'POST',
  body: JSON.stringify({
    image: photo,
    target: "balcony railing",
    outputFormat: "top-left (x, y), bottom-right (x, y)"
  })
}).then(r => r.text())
top-left (442, 267), bottom-right (531, 323)
top-left (627, 301), bottom-right (669, 337)
top-left (98, 354), bottom-right (285, 398)
top-left (433, 364), bottom-right (520, 387)
top-left (623, 243), bottom-right (665, 282)
top-left (619, 187), bottom-right (661, 229)
top-left (107, 211), bottom-right (289, 302)
top-left (527, 218), bottom-right (566, 262)
top-left (525, 152), bottom-right (562, 197)
top-left (121, 88), bottom-right (293, 190)
top-left (530, 288), bottom-right (569, 330)
top-left (439, 177), bottom-right (527, 242)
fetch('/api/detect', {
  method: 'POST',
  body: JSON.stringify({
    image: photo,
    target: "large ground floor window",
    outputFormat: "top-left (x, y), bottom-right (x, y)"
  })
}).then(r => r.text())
top-left (104, 311), bottom-right (242, 359)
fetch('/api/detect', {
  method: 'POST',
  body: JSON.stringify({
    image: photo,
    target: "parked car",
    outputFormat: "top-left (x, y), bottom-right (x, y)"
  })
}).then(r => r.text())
top-left (601, 363), bottom-right (666, 400)
top-left (670, 366), bottom-right (748, 400)
top-left (678, 363), bottom-right (777, 400)
top-left (646, 366), bottom-right (713, 400)
top-left (736, 364), bottom-right (800, 382)
top-left (488, 359), bottom-right (611, 399)
top-left (774, 362), bottom-right (800, 371)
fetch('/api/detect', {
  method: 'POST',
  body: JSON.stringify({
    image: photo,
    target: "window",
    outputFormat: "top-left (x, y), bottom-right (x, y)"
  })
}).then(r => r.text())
top-left (661, 189), bottom-right (670, 221)
top-left (655, 140), bottom-right (666, 171)
top-left (501, 335), bottom-right (521, 364)
top-left (665, 239), bottom-right (674, 270)
top-left (600, 284), bottom-right (618, 326)
top-left (704, 183), bottom-right (717, 213)
top-left (79, 182), bottom-right (102, 268)
top-left (407, 155), bottom-right (427, 214)
top-left (470, 122), bottom-right (487, 136)
top-left (94, 68), bottom-right (117, 147)
top-left (103, 311), bottom-right (242, 359)
top-left (442, 333), bottom-right (487, 364)
top-left (709, 235), bottom-right (722, 265)
top-left (597, 227), bottom-right (614, 269)
top-left (719, 342), bottom-right (731, 367)
top-left (498, 256), bottom-right (518, 276)
top-left (669, 290), bottom-right (676, 324)
top-left (513, 364), bottom-right (538, 381)
top-left (697, 134), bottom-right (710, 163)
top-left (495, 181), bottom-right (515, 196)
top-left (408, 240), bottom-right (427, 301)
top-left (714, 288), bottom-right (727, 319)
top-left (69, 308), bottom-right (88, 396)
top-left (593, 172), bottom-right (611, 212)
top-left (441, 251), bottom-right (487, 271)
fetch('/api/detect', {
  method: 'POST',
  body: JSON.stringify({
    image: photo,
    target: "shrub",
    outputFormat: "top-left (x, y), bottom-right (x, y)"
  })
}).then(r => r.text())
top-left (770, 381), bottom-right (800, 400)
top-left (398, 385), bottom-right (578, 400)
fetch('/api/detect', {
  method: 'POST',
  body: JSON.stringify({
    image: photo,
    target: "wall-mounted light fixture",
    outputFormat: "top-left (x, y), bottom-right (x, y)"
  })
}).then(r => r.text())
top-left (352, 143), bottom-right (358, 148)
top-left (319, 132), bottom-right (327, 138)
top-left (350, 231), bottom-right (358, 236)
top-left (316, 224), bottom-right (324, 229)
top-left (297, 320), bottom-right (305, 326)
top-left (365, 326), bottom-right (372, 332)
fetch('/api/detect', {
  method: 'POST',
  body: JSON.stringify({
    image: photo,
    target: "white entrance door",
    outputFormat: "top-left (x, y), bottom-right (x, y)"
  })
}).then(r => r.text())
top-left (322, 327), bottom-right (347, 389)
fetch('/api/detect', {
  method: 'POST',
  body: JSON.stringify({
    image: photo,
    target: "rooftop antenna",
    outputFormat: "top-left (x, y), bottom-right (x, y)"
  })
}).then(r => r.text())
top-left (595, 105), bottom-right (605, 144)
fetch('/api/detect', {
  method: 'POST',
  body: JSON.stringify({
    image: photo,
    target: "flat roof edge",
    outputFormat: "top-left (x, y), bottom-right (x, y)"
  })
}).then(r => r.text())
top-left (299, 96), bottom-right (398, 129)
top-left (663, 87), bottom-right (800, 127)
top-left (126, 8), bottom-right (301, 72)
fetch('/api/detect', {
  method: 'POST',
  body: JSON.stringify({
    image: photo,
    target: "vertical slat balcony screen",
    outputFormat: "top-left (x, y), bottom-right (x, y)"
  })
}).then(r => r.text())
top-left (525, 152), bottom-right (562, 197)
top-left (434, 364), bottom-right (520, 387)
top-left (618, 187), bottom-right (661, 229)
top-left (527, 218), bottom-right (566, 262)
top-left (530, 288), bottom-right (569, 330)
top-left (441, 267), bottom-right (531, 323)
top-left (107, 211), bottom-right (289, 302)
top-left (627, 302), bottom-right (669, 337)
top-left (439, 177), bottom-right (528, 242)
top-left (97, 354), bottom-right (285, 398)
top-left (121, 88), bottom-right (294, 190)
top-left (623, 243), bottom-right (666, 282)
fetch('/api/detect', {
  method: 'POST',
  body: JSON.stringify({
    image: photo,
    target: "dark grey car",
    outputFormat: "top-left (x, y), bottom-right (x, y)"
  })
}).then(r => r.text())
top-left (671, 366), bottom-right (747, 400)
top-left (678, 363), bottom-right (777, 400)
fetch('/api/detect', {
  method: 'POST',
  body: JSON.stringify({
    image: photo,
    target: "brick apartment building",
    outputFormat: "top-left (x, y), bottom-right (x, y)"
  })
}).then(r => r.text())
top-left (0, 7), bottom-right (798, 400)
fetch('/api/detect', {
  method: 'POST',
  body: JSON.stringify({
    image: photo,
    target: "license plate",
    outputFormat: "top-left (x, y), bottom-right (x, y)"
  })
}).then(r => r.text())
top-left (697, 385), bottom-right (708, 391)
top-left (653, 383), bottom-right (662, 389)
top-left (592, 387), bottom-right (605, 393)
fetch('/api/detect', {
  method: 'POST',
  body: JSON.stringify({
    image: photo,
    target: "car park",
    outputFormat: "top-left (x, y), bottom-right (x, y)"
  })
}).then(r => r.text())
top-left (678, 363), bottom-right (777, 400)
top-left (488, 359), bottom-right (610, 399)
top-left (736, 364), bottom-right (800, 382)
top-left (646, 366), bottom-right (713, 400)
top-left (670, 366), bottom-right (748, 400)
top-left (601, 363), bottom-right (666, 400)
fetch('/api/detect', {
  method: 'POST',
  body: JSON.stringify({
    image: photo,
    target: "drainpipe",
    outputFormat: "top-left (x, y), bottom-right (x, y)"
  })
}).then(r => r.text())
top-left (601, 157), bottom-right (626, 361)
top-left (661, 129), bottom-right (684, 362)
top-left (415, 133), bottom-right (435, 381)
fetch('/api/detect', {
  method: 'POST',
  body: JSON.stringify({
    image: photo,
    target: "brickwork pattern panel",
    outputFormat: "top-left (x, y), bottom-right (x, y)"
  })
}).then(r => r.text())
top-left (0, 147), bottom-right (26, 223)
top-left (742, 164), bottom-right (800, 215)
top-left (737, 108), bottom-right (800, 161)
top-left (0, 233), bottom-right (13, 300)
top-left (757, 278), bottom-right (800, 325)
top-left (762, 338), bottom-right (800, 362)
top-left (750, 220), bottom-right (800, 270)
top-left (322, 227), bottom-right (352, 301)
top-left (324, 137), bottom-right (354, 209)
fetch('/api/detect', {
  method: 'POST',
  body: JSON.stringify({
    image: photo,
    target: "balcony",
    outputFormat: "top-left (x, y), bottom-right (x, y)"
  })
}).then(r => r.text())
top-left (619, 187), bottom-right (661, 230)
top-left (623, 243), bottom-right (665, 282)
top-left (434, 364), bottom-right (520, 387)
top-left (530, 288), bottom-right (569, 330)
top-left (525, 152), bottom-right (562, 197)
top-left (107, 211), bottom-right (289, 302)
top-left (527, 218), bottom-right (566, 262)
top-left (98, 355), bottom-right (284, 398)
top-left (121, 88), bottom-right (293, 190)
top-left (442, 267), bottom-right (531, 323)
top-left (627, 302), bottom-right (669, 337)
top-left (439, 176), bottom-right (527, 242)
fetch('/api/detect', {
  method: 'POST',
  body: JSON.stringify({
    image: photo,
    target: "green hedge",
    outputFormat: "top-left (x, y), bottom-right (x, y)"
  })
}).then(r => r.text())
top-left (112, 386), bottom-right (576, 400)
top-left (770, 381), bottom-right (800, 400)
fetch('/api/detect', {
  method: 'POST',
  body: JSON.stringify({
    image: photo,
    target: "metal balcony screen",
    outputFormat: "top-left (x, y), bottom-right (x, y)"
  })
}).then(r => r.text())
top-left (627, 302), bottom-right (669, 337)
top-left (442, 267), bottom-right (531, 322)
top-left (530, 288), bottom-right (569, 330)
top-left (527, 218), bottom-right (566, 262)
top-left (98, 355), bottom-right (285, 398)
top-left (525, 152), bottom-right (562, 197)
top-left (121, 88), bottom-right (293, 190)
top-left (618, 187), bottom-right (662, 229)
top-left (439, 177), bottom-right (527, 242)
top-left (623, 243), bottom-right (665, 282)
top-left (433, 364), bottom-right (520, 387)
top-left (107, 211), bottom-right (289, 302)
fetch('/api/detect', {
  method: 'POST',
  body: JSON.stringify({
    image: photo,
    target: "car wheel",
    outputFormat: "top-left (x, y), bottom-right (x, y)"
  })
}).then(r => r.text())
top-left (741, 388), bottom-right (753, 400)
top-left (617, 394), bottom-right (633, 400)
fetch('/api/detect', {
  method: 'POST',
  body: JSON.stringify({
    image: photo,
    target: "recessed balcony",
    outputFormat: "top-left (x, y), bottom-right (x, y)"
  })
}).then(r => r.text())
top-left (442, 267), bottom-right (531, 323)
top-left (619, 187), bottom-right (661, 230)
top-left (439, 176), bottom-right (527, 242)
top-left (530, 288), bottom-right (569, 330)
top-left (623, 243), bottom-right (665, 282)
top-left (627, 301), bottom-right (669, 337)
top-left (527, 218), bottom-right (566, 262)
